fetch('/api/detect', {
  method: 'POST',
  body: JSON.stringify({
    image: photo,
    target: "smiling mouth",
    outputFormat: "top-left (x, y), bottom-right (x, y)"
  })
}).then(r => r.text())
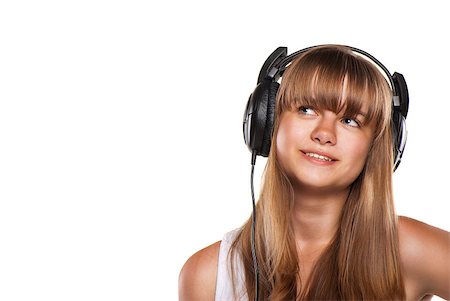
top-left (303, 152), bottom-right (336, 162)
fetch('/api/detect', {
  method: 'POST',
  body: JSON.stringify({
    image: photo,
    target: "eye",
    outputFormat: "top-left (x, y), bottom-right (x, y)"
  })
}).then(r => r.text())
top-left (342, 117), bottom-right (360, 127)
top-left (298, 106), bottom-right (317, 116)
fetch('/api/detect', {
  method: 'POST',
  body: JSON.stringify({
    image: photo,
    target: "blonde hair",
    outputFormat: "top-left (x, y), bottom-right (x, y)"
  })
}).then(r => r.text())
top-left (230, 45), bottom-right (405, 300)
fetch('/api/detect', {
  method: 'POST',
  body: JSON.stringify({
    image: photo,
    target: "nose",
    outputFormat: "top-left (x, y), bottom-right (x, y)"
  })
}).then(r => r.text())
top-left (311, 113), bottom-right (337, 145)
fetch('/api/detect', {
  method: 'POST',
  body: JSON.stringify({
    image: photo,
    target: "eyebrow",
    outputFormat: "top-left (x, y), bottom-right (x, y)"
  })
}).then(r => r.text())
top-left (338, 109), bottom-right (367, 118)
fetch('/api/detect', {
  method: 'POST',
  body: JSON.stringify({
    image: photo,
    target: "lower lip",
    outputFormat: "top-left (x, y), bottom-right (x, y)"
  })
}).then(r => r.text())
top-left (301, 152), bottom-right (337, 166)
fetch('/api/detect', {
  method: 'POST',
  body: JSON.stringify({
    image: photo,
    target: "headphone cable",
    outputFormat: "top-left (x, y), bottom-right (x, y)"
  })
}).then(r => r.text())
top-left (250, 151), bottom-right (259, 301)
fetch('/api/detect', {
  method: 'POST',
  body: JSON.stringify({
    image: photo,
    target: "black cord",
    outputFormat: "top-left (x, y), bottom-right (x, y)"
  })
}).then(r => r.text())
top-left (250, 151), bottom-right (259, 301)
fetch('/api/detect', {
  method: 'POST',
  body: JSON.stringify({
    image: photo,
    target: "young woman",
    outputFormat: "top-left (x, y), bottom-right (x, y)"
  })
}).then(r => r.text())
top-left (179, 45), bottom-right (450, 300)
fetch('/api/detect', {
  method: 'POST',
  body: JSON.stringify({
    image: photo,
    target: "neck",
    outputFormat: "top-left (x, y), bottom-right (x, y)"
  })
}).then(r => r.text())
top-left (291, 186), bottom-right (350, 249)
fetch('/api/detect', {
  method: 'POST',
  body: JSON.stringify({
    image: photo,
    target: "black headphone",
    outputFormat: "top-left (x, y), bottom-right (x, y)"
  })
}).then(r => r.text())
top-left (243, 45), bottom-right (409, 171)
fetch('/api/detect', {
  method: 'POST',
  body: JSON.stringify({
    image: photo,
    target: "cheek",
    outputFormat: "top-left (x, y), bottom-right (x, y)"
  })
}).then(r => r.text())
top-left (276, 113), bottom-right (308, 150)
top-left (275, 116), bottom-right (303, 169)
top-left (275, 125), bottom-right (291, 168)
top-left (344, 136), bottom-right (372, 170)
top-left (276, 116), bottom-right (291, 155)
top-left (336, 141), bottom-right (372, 187)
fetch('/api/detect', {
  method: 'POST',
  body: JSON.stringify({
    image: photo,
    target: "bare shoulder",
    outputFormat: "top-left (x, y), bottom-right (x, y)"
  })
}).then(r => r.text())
top-left (398, 216), bottom-right (450, 300)
top-left (178, 241), bottom-right (221, 301)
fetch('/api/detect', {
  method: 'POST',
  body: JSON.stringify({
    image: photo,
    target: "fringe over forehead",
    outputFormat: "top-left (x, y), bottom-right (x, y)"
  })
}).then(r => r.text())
top-left (276, 45), bottom-right (392, 140)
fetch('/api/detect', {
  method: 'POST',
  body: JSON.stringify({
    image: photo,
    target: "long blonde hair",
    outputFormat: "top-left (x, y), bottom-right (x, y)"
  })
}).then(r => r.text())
top-left (230, 45), bottom-right (405, 300)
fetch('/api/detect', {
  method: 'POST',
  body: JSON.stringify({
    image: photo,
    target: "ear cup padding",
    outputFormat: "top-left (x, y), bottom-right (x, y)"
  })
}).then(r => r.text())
top-left (251, 82), bottom-right (270, 153)
top-left (260, 82), bottom-right (279, 156)
top-left (244, 81), bottom-right (279, 156)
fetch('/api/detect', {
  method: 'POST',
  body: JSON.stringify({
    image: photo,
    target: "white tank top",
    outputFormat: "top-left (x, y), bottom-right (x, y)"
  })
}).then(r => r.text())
top-left (215, 229), bottom-right (248, 301)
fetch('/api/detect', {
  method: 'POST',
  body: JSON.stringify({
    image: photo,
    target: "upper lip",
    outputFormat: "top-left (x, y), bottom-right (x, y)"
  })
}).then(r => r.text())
top-left (301, 149), bottom-right (338, 161)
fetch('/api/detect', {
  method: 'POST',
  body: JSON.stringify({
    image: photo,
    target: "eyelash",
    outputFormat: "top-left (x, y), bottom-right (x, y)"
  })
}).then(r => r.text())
top-left (298, 106), bottom-right (316, 115)
top-left (298, 106), bottom-right (361, 128)
top-left (342, 118), bottom-right (360, 127)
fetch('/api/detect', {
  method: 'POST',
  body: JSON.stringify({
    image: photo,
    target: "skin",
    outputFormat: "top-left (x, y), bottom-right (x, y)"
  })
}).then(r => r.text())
top-left (178, 105), bottom-right (450, 301)
top-left (277, 105), bottom-right (375, 284)
top-left (277, 105), bottom-right (374, 250)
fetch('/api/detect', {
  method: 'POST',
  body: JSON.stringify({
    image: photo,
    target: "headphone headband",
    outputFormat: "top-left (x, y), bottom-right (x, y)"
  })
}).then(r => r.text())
top-left (278, 45), bottom-right (398, 91)
top-left (262, 45), bottom-right (400, 104)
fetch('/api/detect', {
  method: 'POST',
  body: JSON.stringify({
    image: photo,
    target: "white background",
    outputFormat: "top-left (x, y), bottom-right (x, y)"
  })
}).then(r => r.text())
top-left (0, 1), bottom-right (449, 300)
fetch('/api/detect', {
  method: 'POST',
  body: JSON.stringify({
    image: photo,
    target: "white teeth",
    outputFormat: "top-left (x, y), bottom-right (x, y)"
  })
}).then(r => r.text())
top-left (305, 152), bottom-right (333, 161)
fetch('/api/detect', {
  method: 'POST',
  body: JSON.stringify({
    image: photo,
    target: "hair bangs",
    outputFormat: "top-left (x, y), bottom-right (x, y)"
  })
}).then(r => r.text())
top-left (277, 46), bottom-right (392, 133)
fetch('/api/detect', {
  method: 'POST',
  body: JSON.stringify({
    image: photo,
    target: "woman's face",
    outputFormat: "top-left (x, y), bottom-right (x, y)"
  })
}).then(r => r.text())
top-left (276, 101), bottom-right (375, 193)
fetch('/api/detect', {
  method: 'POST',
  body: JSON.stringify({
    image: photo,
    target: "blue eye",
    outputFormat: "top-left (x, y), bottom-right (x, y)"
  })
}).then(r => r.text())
top-left (342, 118), bottom-right (360, 127)
top-left (299, 106), bottom-right (316, 115)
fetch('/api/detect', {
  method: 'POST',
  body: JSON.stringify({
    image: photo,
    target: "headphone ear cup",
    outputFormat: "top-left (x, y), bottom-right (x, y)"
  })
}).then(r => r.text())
top-left (392, 72), bottom-right (409, 118)
top-left (242, 81), bottom-right (279, 156)
top-left (391, 72), bottom-right (409, 171)
top-left (260, 82), bottom-right (279, 157)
